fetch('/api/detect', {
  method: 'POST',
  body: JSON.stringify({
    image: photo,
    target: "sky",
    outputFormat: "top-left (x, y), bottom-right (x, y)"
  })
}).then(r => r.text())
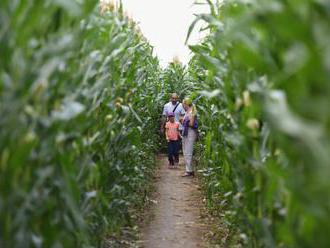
top-left (119, 0), bottom-right (209, 67)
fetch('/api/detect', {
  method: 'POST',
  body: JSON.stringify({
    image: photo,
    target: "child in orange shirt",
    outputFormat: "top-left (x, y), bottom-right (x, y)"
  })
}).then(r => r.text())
top-left (165, 112), bottom-right (181, 168)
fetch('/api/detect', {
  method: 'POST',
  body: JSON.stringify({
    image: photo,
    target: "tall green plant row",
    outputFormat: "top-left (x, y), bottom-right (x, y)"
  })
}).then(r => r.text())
top-left (2, 0), bottom-right (330, 247)
top-left (186, 0), bottom-right (330, 247)
top-left (0, 1), bottom-right (163, 247)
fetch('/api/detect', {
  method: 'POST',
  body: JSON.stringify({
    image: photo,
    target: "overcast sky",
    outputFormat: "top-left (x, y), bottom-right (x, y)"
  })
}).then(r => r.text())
top-left (119, 0), bottom-right (209, 67)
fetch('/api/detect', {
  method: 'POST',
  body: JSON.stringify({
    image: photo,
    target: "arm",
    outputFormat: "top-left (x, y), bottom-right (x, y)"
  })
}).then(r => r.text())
top-left (179, 104), bottom-right (185, 124)
top-left (175, 123), bottom-right (182, 139)
top-left (189, 114), bottom-right (195, 127)
top-left (178, 126), bottom-right (182, 139)
top-left (165, 126), bottom-right (170, 142)
top-left (160, 115), bottom-right (166, 133)
top-left (179, 103), bottom-right (185, 114)
top-left (179, 115), bottom-right (184, 124)
top-left (160, 104), bottom-right (167, 133)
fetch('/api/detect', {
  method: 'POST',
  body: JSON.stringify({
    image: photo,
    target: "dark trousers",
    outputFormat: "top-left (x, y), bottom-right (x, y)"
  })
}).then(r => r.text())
top-left (168, 140), bottom-right (180, 165)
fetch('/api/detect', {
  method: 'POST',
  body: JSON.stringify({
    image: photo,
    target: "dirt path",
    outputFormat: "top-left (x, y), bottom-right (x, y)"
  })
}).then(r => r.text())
top-left (139, 154), bottom-right (208, 248)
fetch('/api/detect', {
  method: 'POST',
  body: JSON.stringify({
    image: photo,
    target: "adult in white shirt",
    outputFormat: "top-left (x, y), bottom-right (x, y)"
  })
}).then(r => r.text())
top-left (160, 93), bottom-right (185, 165)
top-left (161, 93), bottom-right (185, 134)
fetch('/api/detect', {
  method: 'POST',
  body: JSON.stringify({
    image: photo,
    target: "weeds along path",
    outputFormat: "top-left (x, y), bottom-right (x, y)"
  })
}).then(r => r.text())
top-left (139, 154), bottom-right (208, 248)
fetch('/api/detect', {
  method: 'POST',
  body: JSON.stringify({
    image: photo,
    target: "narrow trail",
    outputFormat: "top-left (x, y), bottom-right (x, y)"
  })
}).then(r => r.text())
top-left (139, 154), bottom-right (208, 248)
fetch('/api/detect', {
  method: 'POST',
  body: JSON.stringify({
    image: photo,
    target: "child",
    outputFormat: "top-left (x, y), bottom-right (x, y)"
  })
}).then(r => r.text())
top-left (165, 112), bottom-right (181, 168)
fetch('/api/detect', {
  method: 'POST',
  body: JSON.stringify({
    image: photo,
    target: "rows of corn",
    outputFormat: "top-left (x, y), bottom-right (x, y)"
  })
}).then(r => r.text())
top-left (0, 1), bottom-right (170, 247)
top-left (2, 0), bottom-right (330, 247)
top-left (185, 0), bottom-right (330, 247)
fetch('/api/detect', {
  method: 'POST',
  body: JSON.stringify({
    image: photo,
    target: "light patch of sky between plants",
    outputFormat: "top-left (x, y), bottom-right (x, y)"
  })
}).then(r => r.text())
top-left (100, 0), bottom-right (210, 67)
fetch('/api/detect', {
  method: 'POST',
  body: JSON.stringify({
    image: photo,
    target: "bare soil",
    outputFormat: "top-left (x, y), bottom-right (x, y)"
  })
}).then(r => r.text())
top-left (138, 154), bottom-right (209, 248)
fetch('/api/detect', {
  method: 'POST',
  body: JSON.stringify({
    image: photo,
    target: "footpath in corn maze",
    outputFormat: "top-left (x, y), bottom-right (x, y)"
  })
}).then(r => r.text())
top-left (1, 1), bottom-right (330, 248)
top-left (139, 155), bottom-right (208, 248)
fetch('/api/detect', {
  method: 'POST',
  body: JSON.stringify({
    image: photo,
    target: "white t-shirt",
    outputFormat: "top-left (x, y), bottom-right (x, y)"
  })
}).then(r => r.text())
top-left (162, 102), bottom-right (185, 130)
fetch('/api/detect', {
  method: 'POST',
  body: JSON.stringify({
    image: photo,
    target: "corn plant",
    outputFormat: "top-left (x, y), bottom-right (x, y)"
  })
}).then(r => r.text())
top-left (0, 1), bottom-right (163, 247)
top-left (187, 0), bottom-right (330, 247)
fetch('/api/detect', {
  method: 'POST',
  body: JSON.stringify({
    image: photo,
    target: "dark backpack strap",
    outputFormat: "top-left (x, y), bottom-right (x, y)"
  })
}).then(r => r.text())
top-left (172, 103), bottom-right (179, 113)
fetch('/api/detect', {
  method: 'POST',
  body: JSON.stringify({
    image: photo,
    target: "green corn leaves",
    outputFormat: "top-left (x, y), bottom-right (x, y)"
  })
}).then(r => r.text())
top-left (0, 1), bottom-right (162, 247)
top-left (1, 0), bottom-right (329, 247)
top-left (187, 0), bottom-right (330, 247)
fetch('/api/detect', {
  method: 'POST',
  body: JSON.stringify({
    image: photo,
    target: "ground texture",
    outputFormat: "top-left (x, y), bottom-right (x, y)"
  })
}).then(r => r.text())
top-left (139, 154), bottom-right (208, 248)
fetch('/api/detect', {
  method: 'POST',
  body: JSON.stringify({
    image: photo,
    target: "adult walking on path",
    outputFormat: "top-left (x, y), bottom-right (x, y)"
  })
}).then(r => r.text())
top-left (181, 98), bottom-right (198, 177)
top-left (161, 93), bottom-right (185, 133)
top-left (161, 93), bottom-right (185, 163)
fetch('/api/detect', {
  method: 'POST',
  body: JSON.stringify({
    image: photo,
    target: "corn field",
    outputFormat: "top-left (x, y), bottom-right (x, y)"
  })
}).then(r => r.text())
top-left (0, 1), bottom-right (165, 247)
top-left (187, 0), bottom-right (330, 247)
top-left (0, 0), bottom-right (330, 247)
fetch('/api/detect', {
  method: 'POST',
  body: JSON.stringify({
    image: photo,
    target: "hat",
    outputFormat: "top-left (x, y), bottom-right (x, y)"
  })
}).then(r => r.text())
top-left (167, 112), bottom-right (174, 117)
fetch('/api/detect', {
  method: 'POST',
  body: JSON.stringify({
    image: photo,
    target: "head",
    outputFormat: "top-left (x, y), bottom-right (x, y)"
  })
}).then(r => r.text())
top-left (182, 98), bottom-right (192, 111)
top-left (183, 97), bottom-right (197, 115)
top-left (170, 93), bottom-right (179, 105)
top-left (168, 112), bottom-right (175, 122)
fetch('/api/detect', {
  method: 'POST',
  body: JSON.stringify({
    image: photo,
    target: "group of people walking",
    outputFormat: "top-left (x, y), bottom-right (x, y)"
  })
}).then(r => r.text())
top-left (161, 93), bottom-right (198, 177)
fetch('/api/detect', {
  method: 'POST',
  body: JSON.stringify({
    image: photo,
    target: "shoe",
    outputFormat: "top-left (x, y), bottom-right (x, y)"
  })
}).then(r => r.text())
top-left (181, 172), bottom-right (193, 177)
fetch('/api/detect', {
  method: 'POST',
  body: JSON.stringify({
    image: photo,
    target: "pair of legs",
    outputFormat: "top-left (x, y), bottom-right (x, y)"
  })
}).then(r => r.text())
top-left (182, 128), bottom-right (197, 175)
top-left (168, 140), bottom-right (180, 166)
